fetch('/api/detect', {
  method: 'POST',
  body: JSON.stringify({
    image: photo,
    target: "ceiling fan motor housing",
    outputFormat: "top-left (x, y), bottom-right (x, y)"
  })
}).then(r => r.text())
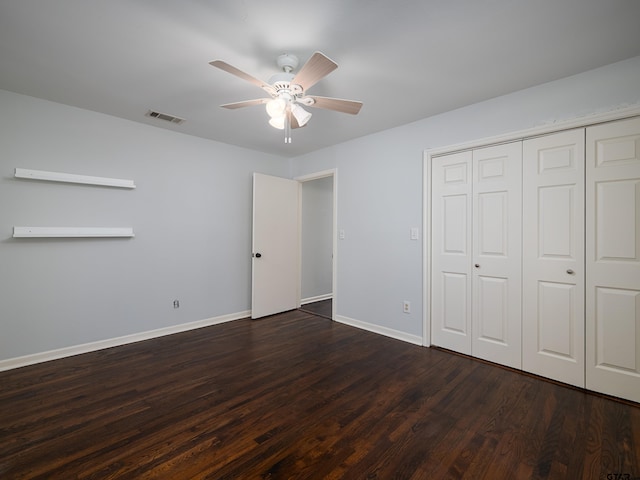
top-left (269, 54), bottom-right (305, 101)
top-left (268, 72), bottom-right (304, 104)
top-left (268, 72), bottom-right (295, 91)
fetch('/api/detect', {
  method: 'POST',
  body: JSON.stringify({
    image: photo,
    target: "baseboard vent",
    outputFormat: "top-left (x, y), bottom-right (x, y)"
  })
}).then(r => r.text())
top-left (146, 110), bottom-right (185, 125)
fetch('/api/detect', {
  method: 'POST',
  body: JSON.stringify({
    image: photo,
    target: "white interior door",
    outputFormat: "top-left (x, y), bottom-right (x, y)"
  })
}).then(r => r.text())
top-left (522, 129), bottom-right (585, 387)
top-left (471, 142), bottom-right (522, 369)
top-left (431, 151), bottom-right (473, 354)
top-left (586, 116), bottom-right (640, 403)
top-left (252, 173), bottom-right (300, 319)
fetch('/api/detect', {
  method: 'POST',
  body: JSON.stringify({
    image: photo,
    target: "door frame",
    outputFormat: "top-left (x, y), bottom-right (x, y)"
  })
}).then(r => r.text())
top-left (423, 105), bottom-right (640, 347)
top-left (295, 169), bottom-right (337, 320)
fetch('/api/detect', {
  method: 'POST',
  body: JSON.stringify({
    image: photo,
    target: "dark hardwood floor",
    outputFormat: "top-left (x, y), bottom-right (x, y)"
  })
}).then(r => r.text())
top-left (299, 299), bottom-right (332, 319)
top-left (1, 310), bottom-right (639, 479)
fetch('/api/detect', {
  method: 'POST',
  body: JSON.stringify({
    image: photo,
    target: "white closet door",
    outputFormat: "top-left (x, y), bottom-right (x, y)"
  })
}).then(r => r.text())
top-left (586, 116), bottom-right (640, 403)
top-left (431, 151), bottom-right (473, 354)
top-left (471, 143), bottom-right (522, 369)
top-left (522, 129), bottom-right (585, 387)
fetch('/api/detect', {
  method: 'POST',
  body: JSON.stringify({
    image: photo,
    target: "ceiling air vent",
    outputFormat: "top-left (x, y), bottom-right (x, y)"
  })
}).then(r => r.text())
top-left (146, 110), bottom-right (185, 125)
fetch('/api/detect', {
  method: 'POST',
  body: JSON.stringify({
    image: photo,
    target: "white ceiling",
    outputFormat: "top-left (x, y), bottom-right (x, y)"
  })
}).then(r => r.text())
top-left (1, 0), bottom-right (640, 158)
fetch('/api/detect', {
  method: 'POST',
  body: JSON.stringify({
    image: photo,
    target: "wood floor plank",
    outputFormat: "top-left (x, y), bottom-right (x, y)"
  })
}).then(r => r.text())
top-left (1, 310), bottom-right (639, 479)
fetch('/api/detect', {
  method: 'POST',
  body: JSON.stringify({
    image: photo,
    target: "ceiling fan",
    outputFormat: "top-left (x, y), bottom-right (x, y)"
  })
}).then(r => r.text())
top-left (210, 52), bottom-right (363, 143)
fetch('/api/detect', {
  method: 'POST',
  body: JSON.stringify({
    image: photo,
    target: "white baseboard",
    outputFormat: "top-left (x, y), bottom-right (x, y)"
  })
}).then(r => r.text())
top-left (300, 293), bottom-right (333, 305)
top-left (0, 310), bottom-right (251, 372)
top-left (334, 315), bottom-right (423, 346)
top-left (0, 310), bottom-right (422, 372)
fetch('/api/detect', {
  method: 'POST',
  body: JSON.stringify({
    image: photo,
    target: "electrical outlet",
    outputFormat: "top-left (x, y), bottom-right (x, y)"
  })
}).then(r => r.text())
top-left (403, 301), bottom-right (411, 313)
top-left (173, 299), bottom-right (180, 309)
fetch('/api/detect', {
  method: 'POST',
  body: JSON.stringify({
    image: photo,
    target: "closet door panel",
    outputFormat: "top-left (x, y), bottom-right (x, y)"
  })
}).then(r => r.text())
top-left (431, 152), bottom-right (473, 354)
top-left (476, 275), bottom-right (509, 343)
top-left (586, 116), bottom-right (640, 403)
top-left (595, 287), bottom-right (639, 371)
top-left (523, 129), bottom-right (585, 387)
top-left (471, 142), bottom-right (522, 369)
top-left (441, 272), bottom-right (469, 334)
top-left (596, 180), bottom-right (639, 262)
top-left (537, 281), bottom-right (576, 357)
top-left (540, 185), bottom-right (575, 256)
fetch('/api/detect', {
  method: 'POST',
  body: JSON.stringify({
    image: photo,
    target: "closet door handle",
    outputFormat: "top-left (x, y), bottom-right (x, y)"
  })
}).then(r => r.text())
top-left (566, 269), bottom-right (574, 275)
top-left (474, 264), bottom-right (480, 268)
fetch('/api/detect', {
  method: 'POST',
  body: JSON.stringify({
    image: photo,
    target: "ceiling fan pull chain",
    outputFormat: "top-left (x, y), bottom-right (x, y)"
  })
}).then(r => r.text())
top-left (284, 109), bottom-right (292, 143)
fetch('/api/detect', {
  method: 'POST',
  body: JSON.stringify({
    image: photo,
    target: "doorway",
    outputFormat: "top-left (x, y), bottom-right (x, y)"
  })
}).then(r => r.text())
top-left (295, 170), bottom-right (337, 320)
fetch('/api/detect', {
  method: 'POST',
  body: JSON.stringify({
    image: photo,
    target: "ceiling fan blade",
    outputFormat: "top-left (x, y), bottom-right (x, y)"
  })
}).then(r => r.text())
top-left (220, 98), bottom-right (268, 109)
top-left (307, 96), bottom-right (363, 115)
top-left (291, 52), bottom-right (338, 91)
top-left (210, 60), bottom-right (276, 96)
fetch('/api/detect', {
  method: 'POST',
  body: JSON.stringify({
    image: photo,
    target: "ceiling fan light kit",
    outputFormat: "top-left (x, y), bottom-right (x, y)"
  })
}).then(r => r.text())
top-left (210, 51), bottom-right (362, 143)
top-left (291, 104), bottom-right (312, 127)
top-left (268, 115), bottom-right (285, 130)
top-left (266, 97), bottom-right (287, 118)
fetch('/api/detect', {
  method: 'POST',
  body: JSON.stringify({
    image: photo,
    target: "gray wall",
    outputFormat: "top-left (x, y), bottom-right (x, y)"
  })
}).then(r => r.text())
top-left (290, 55), bottom-right (640, 338)
top-left (0, 90), bottom-right (287, 361)
top-left (301, 176), bottom-right (333, 300)
top-left (2, 54), bottom-right (640, 364)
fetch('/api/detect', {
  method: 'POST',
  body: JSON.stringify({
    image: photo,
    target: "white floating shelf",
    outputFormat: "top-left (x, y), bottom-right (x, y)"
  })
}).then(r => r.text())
top-left (13, 227), bottom-right (135, 238)
top-left (15, 168), bottom-right (136, 189)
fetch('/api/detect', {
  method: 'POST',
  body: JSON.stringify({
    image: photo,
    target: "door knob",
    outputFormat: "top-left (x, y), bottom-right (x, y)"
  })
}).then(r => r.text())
top-left (254, 253), bottom-right (262, 258)
top-left (566, 269), bottom-right (574, 274)
top-left (474, 264), bottom-right (480, 268)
